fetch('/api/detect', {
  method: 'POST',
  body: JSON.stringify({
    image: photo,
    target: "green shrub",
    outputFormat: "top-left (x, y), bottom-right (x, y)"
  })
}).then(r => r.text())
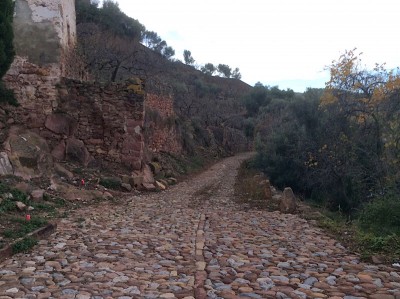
top-left (243, 118), bottom-right (255, 138)
top-left (356, 233), bottom-right (400, 260)
top-left (12, 237), bottom-right (38, 254)
top-left (0, 198), bottom-right (15, 212)
top-left (358, 195), bottom-right (400, 235)
top-left (0, 181), bottom-right (29, 212)
top-left (3, 217), bottom-right (48, 239)
top-left (10, 188), bottom-right (28, 203)
top-left (99, 177), bottom-right (121, 189)
top-left (0, 82), bottom-right (17, 106)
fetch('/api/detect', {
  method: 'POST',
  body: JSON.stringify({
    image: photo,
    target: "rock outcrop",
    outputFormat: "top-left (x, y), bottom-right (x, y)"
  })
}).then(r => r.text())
top-left (4, 129), bottom-right (53, 179)
top-left (0, 152), bottom-right (13, 176)
top-left (279, 187), bottom-right (297, 214)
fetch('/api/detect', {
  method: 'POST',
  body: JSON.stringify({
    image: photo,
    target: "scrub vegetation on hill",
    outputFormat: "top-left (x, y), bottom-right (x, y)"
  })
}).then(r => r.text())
top-left (245, 49), bottom-right (400, 260)
top-left (75, 0), bottom-right (241, 81)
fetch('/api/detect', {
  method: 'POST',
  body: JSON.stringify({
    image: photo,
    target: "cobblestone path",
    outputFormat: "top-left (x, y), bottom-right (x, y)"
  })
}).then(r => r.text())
top-left (1, 153), bottom-right (399, 299)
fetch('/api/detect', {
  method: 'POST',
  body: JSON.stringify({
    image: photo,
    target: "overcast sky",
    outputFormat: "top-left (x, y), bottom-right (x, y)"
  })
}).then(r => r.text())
top-left (115, 0), bottom-right (399, 92)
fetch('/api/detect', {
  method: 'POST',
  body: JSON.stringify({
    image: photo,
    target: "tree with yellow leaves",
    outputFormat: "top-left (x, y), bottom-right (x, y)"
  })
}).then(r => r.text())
top-left (322, 48), bottom-right (400, 192)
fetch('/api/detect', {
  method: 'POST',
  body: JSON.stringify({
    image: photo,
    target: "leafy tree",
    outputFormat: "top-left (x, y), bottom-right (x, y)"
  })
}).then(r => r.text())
top-left (243, 83), bottom-right (294, 117)
top-left (201, 63), bottom-right (216, 76)
top-left (76, 0), bottom-right (177, 79)
top-left (141, 30), bottom-right (174, 59)
top-left (232, 67), bottom-right (241, 79)
top-left (217, 64), bottom-right (232, 78)
top-left (77, 23), bottom-right (142, 81)
top-left (143, 30), bottom-right (162, 49)
top-left (322, 49), bottom-right (400, 196)
top-left (253, 51), bottom-right (400, 214)
top-left (162, 46), bottom-right (175, 60)
top-left (183, 50), bottom-right (195, 65)
top-left (75, 0), bottom-right (145, 40)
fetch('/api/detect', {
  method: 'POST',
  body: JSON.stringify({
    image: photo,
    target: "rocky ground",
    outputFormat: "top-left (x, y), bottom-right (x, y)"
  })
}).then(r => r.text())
top-left (0, 153), bottom-right (399, 299)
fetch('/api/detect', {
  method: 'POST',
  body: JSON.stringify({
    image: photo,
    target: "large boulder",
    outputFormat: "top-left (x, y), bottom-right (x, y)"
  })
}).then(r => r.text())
top-left (54, 163), bottom-right (74, 180)
top-left (280, 187), bottom-right (297, 214)
top-left (45, 114), bottom-right (76, 136)
top-left (4, 129), bottom-right (53, 179)
top-left (51, 140), bottom-right (66, 161)
top-left (31, 189), bottom-right (45, 201)
top-left (0, 152), bottom-right (13, 176)
top-left (65, 137), bottom-right (93, 166)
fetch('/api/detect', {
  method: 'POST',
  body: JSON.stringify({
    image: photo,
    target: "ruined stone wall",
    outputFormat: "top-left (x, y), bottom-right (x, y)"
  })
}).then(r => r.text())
top-left (4, 57), bottom-right (61, 123)
top-left (3, 78), bottom-right (145, 173)
top-left (48, 79), bottom-right (146, 170)
top-left (145, 94), bottom-right (182, 154)
top-left (4, 0), bottom-right (80, 113)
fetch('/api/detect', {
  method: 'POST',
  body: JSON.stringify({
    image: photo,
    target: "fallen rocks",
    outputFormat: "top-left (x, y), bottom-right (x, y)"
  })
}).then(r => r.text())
top-left (54, 163), bottom-right (74, 179)
top-left (121, 183), bottom-right (132, 192)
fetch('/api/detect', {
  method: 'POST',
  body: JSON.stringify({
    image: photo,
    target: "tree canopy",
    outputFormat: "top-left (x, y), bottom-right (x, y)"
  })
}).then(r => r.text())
top-left (75, 0), bottom-right (145, 40)
top-left (252, 50), bottom-right (400, 215)
top-left (183, 50), bottom-right (195, 65)
top-left (201, 63), bottom-right (216, 76)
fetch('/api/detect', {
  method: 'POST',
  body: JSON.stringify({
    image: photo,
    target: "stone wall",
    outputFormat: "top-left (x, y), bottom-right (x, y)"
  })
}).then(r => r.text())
top-left (145, 94), bottom-right (182, 154)
top-left (51, 79), bottom-right (146, 170)
top-left (4, 57), bottom-right (61, 123)
top-left (2, 79), bottom-right (145, 171)
top-left (146, 93), bottom-right (175, 118)
top-left (4, 0), bottom-right (80, 117)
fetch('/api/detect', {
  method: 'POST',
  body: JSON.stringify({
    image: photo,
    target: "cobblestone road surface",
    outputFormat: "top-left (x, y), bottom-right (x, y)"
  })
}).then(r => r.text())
top-left (1, 153), bottom-right (399, 299)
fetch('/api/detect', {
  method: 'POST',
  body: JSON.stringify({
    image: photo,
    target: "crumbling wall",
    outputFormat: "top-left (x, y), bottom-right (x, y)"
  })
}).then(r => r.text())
top-left (145, 94), bottom-right (182, 154)
top-left (3, 57), bottom-right (60, 121)
top-left (50, 79), bottom-right (146, 170)
top-left (4, 0), bottom-right (80, 114)
top-left (2, 78), bottom-right (146, 173)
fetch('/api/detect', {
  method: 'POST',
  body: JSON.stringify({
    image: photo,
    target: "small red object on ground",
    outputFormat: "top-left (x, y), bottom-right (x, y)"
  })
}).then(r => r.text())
top-left (26, 214), bottom-right (31, 221)
top-left (81, 179), bottom-right (85, 186)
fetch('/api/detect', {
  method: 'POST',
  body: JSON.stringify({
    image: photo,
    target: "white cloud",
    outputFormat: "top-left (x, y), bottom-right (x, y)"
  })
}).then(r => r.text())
top-left (116, 0), bottom-right (400, 91)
